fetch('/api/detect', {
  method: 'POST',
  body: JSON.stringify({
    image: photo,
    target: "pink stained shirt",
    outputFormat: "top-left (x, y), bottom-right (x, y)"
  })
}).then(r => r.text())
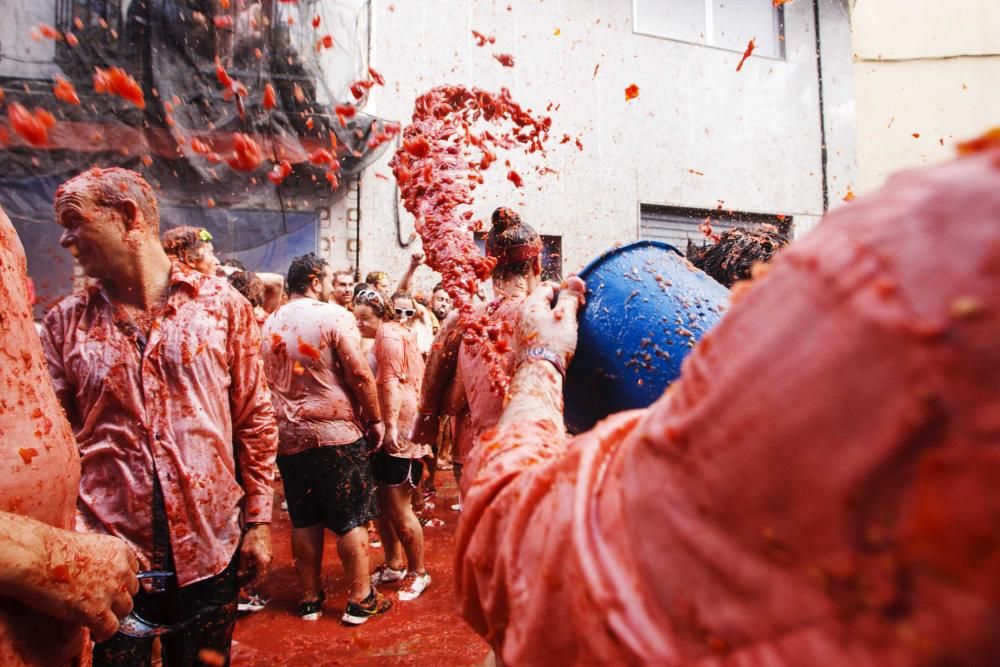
top-left (41, 263), bottom-right (278, 587)
top-left (457, 296), bottom-right (522, 439)
top-left (262, 297), bottom-right (366, 454)
top-left (455, 152), bottom-right (1000, 665)
top-left (372, 322), bottom-right (428, 459)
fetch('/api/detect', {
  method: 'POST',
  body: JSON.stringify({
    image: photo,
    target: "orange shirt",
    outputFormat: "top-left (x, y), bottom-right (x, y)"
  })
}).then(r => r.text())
top-left (456, 152), bottom-right (1000, 665)
top-left (372, 322), bottom-right (428, 459)
top-left (262, 298), bottom-right (367, 454)
top-left (41, 264), bottom-right (278, 587)
top-left (0, 214), bottom-right (88, 664)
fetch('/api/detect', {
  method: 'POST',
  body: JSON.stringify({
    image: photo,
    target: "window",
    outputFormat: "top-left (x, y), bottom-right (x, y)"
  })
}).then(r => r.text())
top-left (633, 0), bottom-right (786, 59)
top-left (639, 204), bottom-right (791, 253)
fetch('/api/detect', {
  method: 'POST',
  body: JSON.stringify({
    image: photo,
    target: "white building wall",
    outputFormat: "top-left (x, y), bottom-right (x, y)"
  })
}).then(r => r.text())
top-left (339, 0), bottom-right (856, 294)
top-left (851, 0), bottom-right (1000, 192)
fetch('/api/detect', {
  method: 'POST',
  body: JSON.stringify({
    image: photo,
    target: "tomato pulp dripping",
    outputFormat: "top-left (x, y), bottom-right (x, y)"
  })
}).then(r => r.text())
top-left (389, 85), bottom-right (552, 392)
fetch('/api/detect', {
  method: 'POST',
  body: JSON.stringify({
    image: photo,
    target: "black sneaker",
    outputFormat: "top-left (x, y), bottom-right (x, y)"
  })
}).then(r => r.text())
top-left (297, 590), bottom-right (325, 621)
top-left (341, 588), bottom-right (392, 626)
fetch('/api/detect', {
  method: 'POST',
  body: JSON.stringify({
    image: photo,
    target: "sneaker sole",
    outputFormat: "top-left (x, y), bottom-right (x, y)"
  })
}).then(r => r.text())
top-left (300, 611), bottom-right (322, 621)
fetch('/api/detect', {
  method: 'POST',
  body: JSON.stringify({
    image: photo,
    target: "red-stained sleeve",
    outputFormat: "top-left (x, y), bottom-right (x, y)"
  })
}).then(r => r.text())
top-left (375, 328), bottom-right (407, 384)
top-left (39, 303), bottom-right (80, 431)
top-left (226, 295), bottom-right (278, 524)
top-left (453, 412), bottom-right (646, 664)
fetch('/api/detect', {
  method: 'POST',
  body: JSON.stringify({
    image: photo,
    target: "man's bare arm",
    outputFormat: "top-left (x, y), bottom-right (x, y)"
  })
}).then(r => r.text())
top-left (0, 511), bottom-right (138, 642)
top-left (336, 334), bottom-right (382, 425)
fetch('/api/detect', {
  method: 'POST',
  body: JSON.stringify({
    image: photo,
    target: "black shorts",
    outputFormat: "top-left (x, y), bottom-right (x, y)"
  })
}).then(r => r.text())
top-left (372, 449), bottom-right (424, 487)
top-left (276, 439), bottom-right (380, 534)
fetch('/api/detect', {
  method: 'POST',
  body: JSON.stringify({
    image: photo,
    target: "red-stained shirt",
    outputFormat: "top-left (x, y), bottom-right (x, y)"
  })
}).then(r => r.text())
top-left (455, 152), bottom-right (1000, 665)
top-left (372, 322), bottom-right (428, 459)
top-left (458, 296), bottom-right (521, 438)
top-left (41, 263), bottom-right (278, 587)
top-left (0, 213), bottom-right (89, 664)
top-left (262, 298), bottom-right (366, 455)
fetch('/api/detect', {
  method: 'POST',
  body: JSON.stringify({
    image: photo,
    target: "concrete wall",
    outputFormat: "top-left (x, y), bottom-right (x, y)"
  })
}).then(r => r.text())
top-left (851, 0), bottom-right (1000, 192)
top-left (337, 0), bottom-right (856, 294)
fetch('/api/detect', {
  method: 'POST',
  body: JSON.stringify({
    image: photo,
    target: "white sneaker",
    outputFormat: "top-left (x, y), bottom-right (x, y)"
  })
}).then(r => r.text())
top-left (397, 571), bottom-right (431, 601)
top-left (450, 502), bottom-right (462, 512)
top-left (280, 499), bottom-right (288, 511)
top-left (370, 564), bottom-right (406, 586)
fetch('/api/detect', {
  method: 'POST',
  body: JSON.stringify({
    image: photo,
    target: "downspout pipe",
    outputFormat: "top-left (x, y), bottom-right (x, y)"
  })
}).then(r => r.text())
top-left (814, 0), bottom-right (830, 213)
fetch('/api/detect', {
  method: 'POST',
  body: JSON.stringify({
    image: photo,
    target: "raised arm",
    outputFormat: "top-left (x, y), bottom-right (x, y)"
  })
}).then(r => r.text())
top-left (410, 308), bottom-right (463, 444)
top-left (396, 252), bottom-right (424, 294)
top-left (257, 272), bottom-right (285, 314)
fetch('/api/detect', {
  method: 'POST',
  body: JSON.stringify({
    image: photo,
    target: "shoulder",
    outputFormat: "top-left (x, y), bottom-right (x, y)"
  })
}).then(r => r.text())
top-left (42, 290), bottom-right (93, 330)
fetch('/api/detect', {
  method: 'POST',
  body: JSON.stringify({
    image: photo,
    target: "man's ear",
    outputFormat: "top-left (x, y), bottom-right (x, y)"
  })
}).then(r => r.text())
top-left (120, 199), bottom-right (143, 232)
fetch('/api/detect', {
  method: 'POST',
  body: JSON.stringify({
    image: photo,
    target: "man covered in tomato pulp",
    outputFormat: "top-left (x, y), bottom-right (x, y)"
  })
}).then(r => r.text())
top-left (40, 167), bottom-right (278, 664)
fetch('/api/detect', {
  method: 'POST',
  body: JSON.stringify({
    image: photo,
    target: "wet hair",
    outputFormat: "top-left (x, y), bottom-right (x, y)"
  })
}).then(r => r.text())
top-left (353, 281), bottom-right (371, 298)
top-left (56, 167), bottom-right (160, 233)
top-left (365, 270), bottom-right (389, 287)
top-left (287, 253), bottom-right (328, 295)
top-left (432, 282), bottom-right (446, 294)
top-left (162, 226), bottom-right (211, 260)
top-left (686, 225), bottom-right (789, 288)
top-left (485, 207), bottom-right (542, 280)
top-left (354, 287), bottom-right (394, 320)
top-left (221, 258), bottom-right (247, 271)
top-left (332, 269), bottom-right (354, 282)
top-left (227, 271), bottom-right (266, 308)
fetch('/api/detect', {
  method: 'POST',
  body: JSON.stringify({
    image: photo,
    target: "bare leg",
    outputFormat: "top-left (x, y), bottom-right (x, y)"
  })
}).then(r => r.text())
top-left (290, 525), bottom-right (324, 601)
top-left (336, 526), bottom-right (372, 602)
top-left (383, 485), bottom-right (425, 574)
top-left (374, 510), bottom-right (404, 571)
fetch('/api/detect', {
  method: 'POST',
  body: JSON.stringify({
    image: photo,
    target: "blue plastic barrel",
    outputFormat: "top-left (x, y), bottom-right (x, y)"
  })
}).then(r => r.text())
top-left (563, 241), bottom-right (730, 433)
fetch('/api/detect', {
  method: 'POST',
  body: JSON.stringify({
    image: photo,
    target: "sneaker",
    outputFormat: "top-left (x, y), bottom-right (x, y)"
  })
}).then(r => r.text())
top-left (450, 502), bottom-right (462, 512)
top-left (419, 515), bottom-right (445, 528)
top-left (341, 589), bottom-right (392, 625)
top-left (397, 571), bottom-right (431, 601)
top-left (370, 563), bottom-right (407, 586)
top-left (237, 590), bottom-right (269, 614)
top-left (280, 499), bottom-right (288, 511)
top-left (297, 591), bottom-right (325, 621)
top-left (422, 500), bottom-right (436, 511)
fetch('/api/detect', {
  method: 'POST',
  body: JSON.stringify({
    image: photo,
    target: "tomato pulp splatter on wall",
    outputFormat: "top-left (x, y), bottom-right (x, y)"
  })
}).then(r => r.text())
top-left (736, 39), bottom-right (756, 72)
top-left (389, 85), bottom-right (552, 391)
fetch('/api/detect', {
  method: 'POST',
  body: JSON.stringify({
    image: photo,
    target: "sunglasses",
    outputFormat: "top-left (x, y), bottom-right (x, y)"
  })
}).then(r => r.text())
top-left (355, 289), bottom-right (384, 307)
top-left (395, 307), bottom-right (415, 317)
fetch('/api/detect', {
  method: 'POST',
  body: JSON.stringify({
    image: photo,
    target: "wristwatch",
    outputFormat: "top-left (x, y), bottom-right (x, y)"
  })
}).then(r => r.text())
top-left (517, 346), bottom-right (566, 378)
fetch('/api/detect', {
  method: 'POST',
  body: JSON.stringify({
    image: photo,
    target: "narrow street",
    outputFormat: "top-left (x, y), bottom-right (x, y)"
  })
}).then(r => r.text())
top-left (233, 472), bottom-right (490, 666)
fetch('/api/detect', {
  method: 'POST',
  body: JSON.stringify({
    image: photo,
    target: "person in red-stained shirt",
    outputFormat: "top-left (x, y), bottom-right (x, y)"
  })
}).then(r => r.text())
top-left (40, 168), bottom-right (278, 665)
top-left (355, 289), bottom-right (431, 601)
top-left (454, 148), bottom-right (1000, 665)
top-left (0, 205), bottom-right (138, 666)
top-left (262, 254), bottom-right (390, 625)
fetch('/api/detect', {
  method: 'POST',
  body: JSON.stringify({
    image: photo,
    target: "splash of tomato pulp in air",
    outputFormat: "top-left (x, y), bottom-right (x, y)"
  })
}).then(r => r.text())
top-left (93, 67), bottom-right (146, 108)
top-left (8, 103), bottom-right (56, 147)
top-left (390, 86), bottom-right (552, 392)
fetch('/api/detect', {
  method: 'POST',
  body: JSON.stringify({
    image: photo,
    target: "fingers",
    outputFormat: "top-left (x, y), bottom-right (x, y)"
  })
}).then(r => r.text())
top-left (111, 589), bottom-right (134, 620)
top-left (554, 276), bottom-right (585, 322)
top-left (126, 548), bottom-right (139, 573)
top-left (90, 610), bottom-right (120, 643)
top-left (126, 570), bottom-right (139, 597)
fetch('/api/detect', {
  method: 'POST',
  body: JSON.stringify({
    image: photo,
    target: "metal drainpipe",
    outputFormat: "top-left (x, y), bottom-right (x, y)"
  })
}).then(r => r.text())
top-left (814, 0), bottom-right (830, 213)
top-left (354, 176), bottom-right (362, 282)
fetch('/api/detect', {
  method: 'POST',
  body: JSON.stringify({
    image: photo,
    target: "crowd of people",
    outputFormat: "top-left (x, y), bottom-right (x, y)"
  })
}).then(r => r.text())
top-left (0, 141), bottom-right (996, 666)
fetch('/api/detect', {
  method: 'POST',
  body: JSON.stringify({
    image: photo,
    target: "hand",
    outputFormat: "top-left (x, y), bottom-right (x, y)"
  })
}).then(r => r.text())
top-left (238, 524), bottom-right (272, 588)
top-left (381, 423), bottom-right (401, 455)
top-left (514, 276), bottom-right (586, 364)
top-left (410, 252), bottom-right (424, 268)
top-left (27, 528), bottom-right (139, 642)
top-left (366, 421), bottom-right (385, 450)
top-left (410, 413), bottom-right (439, 446)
